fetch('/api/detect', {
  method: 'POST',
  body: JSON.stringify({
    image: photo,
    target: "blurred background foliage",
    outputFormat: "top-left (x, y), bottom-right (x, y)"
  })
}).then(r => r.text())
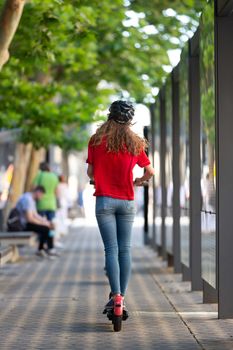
top-left (0, 0), bottom-right (207, 149)
top-left (200, 0), bottom-right (215, 146)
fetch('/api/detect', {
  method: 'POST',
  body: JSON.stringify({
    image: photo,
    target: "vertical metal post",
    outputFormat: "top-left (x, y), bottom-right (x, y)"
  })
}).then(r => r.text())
top-left (143, 126), bottom-right (149, 245)
top-left (216, 9), bottom-right (233, 318)
top-left (160, 90), bottom-right (167, 259)
top-left (189, 32), bottom-right (202, 291)
top-left (172, 67), bottom-right (181, 273)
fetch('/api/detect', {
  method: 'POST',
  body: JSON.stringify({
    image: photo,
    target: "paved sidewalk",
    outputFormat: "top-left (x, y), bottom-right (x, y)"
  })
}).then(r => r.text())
top-left (0, 218), bottom-right (229, 349)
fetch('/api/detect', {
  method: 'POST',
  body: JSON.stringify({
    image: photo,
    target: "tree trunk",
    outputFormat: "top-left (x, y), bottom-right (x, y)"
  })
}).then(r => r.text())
top-left (0, 0), bottom-right (26, 70)
top-left (24, 147), bottom-right (46, 192)
top-left (2, 142), bottom-right (32, 228)
top-left (8, 142), bottom-right (32, 205)
top-left (62, 150), bottom-right (69, 179)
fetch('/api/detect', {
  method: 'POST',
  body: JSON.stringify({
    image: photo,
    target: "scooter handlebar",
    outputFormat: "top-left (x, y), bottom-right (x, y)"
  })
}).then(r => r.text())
top-left (133, 180), bottom-right (149, 187)
top-left (89, 180), bottom-right (149, 186)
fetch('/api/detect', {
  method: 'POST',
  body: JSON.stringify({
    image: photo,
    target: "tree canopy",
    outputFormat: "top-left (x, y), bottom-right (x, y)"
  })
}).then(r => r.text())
top-left (0, 0), bottom-right (206, 149)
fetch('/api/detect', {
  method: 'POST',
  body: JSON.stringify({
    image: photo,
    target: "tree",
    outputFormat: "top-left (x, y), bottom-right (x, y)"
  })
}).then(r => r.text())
top-left (0, 0), bottom-right (207, 203)
top-left (0, 0), bottom-right (25, 70)
top-left (0, 0), bottom-right (206, 142)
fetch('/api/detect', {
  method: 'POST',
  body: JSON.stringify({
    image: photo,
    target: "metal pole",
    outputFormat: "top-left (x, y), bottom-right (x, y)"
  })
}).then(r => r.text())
top-left (143, 126), bottom-right (149, 245)
top-left (216, 3), bottom-right (233, 318)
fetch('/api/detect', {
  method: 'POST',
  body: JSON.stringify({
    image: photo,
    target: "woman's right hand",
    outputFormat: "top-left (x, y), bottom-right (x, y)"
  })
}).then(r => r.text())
top-left (134, 165), bottom-right (155, 186)
top-left (134, 178), bottom-right (142, 186)
top-left (134, 178), bottom-right (148, 186)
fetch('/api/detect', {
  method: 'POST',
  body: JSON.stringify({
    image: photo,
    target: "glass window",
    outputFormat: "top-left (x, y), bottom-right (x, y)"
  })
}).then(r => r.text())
top-left (147, 125), bottom-right (154, 244)
top-left (179, 46), bottom-right (190, 267)
top-left (200, 0), bottom-right (216, 288)
top-left (165, 78), bottom-right (173, 254)
top-left (153, 102), bottom-right (162, 247)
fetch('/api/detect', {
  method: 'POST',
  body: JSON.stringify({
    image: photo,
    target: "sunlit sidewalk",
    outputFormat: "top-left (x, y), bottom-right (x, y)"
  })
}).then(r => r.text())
top-left (0, 216), bottom-right (231, 349)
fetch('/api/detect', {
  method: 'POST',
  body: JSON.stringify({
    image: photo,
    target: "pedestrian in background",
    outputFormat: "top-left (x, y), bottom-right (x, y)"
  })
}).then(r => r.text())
top-left (15, 186), bottom-right (53, 257)
top-left (33, 162), bottom-right (59, 256)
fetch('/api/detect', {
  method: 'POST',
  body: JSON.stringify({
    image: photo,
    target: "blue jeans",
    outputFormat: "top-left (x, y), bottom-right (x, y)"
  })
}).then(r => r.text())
top-left (38, 210), bottom-right (56, 242)
top-left (96, 196), bottom-right (136, 296)
top-left (38, 210), bottom-right (55, 222)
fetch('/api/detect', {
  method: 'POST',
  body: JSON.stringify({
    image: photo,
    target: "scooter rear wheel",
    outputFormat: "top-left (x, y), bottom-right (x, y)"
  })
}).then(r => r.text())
top-left (113, 315), bottom-right (122, 332)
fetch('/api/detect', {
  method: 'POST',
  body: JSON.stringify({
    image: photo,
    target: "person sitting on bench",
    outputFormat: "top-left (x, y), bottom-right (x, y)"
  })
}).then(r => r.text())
top-left (16, 186), bottom-right (55, 257)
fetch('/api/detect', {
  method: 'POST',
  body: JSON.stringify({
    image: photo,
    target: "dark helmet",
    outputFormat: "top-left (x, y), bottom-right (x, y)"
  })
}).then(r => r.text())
top-left (108, 100), bottom-right (135, 124)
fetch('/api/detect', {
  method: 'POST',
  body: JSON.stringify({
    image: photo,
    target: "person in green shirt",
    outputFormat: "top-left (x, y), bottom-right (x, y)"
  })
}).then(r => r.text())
top-left (33, 162), bottom-right (59, 254)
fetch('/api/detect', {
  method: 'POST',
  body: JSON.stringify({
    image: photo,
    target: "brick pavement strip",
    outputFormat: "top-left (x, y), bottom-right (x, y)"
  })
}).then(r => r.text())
top-left (143, 250), bottom-right (233, 350)
top-left (0, 220), bottom-right (211, 350)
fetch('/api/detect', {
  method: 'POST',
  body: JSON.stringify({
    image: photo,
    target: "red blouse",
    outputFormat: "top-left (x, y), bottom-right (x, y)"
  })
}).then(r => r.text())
top-left (86, 139), bottom-right (150, 200)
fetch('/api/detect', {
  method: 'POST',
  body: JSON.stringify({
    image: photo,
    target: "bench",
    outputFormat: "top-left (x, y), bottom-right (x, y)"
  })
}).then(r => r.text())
top-left (0, 245), bottom-right (14, 265)
top-left (0, 232), bottom-right (36, 262)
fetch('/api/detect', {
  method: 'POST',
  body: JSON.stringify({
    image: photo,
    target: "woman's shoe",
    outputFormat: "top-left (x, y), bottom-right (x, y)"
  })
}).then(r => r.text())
top-left (35, 249), bottom-right (48, 258)
top-left (47, 248), bottom-right (60, 257)
top-left (103, 297), bottom-right (114, 314)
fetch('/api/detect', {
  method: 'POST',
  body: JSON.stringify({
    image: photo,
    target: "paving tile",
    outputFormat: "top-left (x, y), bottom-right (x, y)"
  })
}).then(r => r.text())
top-left (0, 220), bottom-right (201, 350)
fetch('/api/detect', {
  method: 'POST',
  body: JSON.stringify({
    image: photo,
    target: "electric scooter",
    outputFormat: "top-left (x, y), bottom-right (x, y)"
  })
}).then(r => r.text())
top-left (90, 179), bottom-right (148, 332)
top-left (103, 293), bottom-right (129, 332)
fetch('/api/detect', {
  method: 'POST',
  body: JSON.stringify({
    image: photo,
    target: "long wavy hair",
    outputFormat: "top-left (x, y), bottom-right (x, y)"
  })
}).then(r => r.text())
top-left (90, 119), bottom-right (148, 156)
